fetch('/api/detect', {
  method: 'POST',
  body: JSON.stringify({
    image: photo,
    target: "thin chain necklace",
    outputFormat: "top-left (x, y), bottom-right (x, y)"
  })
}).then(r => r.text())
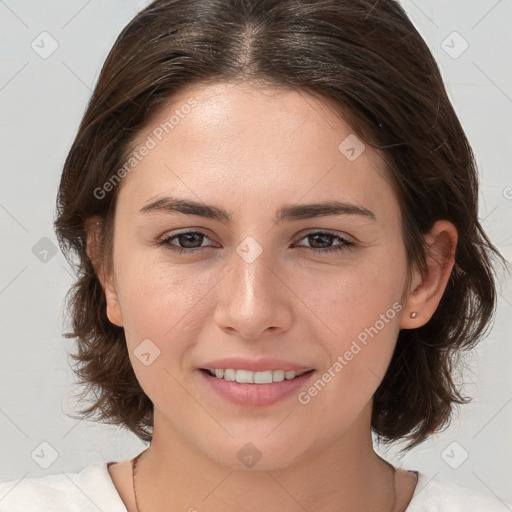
top-left (132, 451), bottom-right (143, 512)
top-left (131, 450), bottom-right (416, 512)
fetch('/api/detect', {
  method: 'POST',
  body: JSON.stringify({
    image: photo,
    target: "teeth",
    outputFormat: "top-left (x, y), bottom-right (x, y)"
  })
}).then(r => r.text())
top-left (223, 369), bottom-right (235, 381)
top-left (206, 368), bottom-right (310, 383)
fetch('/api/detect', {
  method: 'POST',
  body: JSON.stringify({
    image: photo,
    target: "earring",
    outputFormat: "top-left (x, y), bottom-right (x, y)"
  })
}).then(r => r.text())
top-left (410, 311), bottom-right (417, 318)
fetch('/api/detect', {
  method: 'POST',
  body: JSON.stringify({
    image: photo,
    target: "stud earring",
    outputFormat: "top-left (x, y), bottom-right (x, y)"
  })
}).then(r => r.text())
top-left (410, 311), bottom-right (417, 318)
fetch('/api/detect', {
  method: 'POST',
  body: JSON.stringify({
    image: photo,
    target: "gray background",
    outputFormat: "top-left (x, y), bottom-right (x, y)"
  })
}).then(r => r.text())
top-left (0, 0), bottom-right (511, 505)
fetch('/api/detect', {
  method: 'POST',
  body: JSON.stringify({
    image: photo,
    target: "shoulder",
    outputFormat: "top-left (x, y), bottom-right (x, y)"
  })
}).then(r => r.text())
top-left (406, 472), bottom-right (511, 512)
top-left (0, 461), bottom-right (127, 512)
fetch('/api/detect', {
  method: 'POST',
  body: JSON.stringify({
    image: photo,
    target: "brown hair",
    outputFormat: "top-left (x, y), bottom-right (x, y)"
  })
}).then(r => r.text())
top-left (54, 0), bottom-right (508, 451)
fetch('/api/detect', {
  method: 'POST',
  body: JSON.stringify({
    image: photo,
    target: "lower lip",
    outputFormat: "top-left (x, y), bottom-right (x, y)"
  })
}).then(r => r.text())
top-left (198, 369), bottom-right (315, 407)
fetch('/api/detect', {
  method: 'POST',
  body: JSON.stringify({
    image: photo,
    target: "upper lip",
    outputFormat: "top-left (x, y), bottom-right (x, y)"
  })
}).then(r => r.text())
top-left (199, 357), bottom-right (314, 372)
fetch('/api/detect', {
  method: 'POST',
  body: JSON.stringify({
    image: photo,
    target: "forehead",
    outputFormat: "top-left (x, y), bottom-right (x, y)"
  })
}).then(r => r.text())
top-left (120, 81), bottom-right (399, 225)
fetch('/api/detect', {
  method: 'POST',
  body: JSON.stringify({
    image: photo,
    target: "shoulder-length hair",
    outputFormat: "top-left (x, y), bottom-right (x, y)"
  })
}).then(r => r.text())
top-left (54, 0), bottom-right (508, 450)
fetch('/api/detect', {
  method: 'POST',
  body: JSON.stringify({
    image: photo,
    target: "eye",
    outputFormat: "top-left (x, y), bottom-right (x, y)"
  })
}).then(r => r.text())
top-left (158, 230), bottom-right (214, 253)
top-left (294, 231), bottom-right (356, 254)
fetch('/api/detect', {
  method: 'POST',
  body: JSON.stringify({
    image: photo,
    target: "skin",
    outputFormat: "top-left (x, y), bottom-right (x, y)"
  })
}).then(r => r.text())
top-left (87, 81), bottom-right (457, 512)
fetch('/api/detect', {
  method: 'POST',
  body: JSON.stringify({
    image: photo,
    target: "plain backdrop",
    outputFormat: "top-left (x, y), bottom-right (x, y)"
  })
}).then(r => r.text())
top-left (0, 0), bottom-right (511, 505)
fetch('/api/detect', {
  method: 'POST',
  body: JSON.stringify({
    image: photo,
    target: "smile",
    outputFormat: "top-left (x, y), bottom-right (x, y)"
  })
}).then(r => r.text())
top-left (203, 368), bottom-right (313, 383)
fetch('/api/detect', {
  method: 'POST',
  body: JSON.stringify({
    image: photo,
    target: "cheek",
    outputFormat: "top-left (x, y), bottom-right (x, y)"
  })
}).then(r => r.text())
top-left (298, 252), bottom-right (405, 340)
top-left (114, 252), bottom-right (216, 351)
top-left (295, 248), bottom-right (406, 392)
top-left (112, 256), bottom-right (214, 400)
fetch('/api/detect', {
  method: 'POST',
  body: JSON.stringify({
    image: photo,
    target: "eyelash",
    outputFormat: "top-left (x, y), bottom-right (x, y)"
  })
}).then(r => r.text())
top-left (157, 230), bottom-right (357, 255)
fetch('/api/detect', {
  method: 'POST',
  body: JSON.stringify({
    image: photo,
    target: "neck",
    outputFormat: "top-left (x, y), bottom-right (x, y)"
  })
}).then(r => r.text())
top-left (132, 405), bottom-right (399, 512)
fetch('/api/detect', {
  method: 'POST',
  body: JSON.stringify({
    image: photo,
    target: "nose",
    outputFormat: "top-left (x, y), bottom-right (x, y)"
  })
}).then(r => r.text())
top-left (213, 241), bottom-right (293, 340)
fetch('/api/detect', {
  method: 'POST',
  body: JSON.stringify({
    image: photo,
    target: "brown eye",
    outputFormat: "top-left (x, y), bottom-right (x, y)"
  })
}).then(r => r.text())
top-left (159, 230), bottom-right (213, 253)
top-left (295, 231), bottom-right (356, 254)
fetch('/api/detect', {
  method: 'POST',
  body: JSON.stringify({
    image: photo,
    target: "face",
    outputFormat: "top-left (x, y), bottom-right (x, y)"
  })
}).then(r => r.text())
top-left (101, 81), bottom-right (415, 470)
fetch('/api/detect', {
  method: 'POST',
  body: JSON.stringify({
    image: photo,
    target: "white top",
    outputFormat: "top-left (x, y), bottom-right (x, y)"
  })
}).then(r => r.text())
top-left (0, 461), bottom-right (509, 511)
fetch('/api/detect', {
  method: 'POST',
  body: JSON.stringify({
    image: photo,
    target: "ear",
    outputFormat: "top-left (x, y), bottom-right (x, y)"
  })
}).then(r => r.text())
top-left (400, 220), bottom-right (458, 329)
top-left (84, 216), bottom-right (124, 328)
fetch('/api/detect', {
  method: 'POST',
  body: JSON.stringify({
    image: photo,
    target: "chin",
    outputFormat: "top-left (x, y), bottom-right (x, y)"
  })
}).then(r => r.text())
top-left (201, 435), bottom-right (315, 472)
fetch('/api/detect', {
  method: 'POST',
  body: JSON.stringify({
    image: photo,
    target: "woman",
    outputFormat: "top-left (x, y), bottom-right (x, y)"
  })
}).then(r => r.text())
top-left (0, 0), bottom-right (509, 510)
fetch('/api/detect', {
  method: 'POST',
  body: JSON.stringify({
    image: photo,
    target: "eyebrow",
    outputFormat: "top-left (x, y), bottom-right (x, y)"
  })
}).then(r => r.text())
top-left (139, 196), bottom-right (376, 223)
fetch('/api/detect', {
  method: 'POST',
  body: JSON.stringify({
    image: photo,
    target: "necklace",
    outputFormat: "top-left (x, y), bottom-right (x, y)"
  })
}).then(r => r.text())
top-left (131, 450), bottom-right (416, 512)
top-left (132, 451), bottom-right (143, 512)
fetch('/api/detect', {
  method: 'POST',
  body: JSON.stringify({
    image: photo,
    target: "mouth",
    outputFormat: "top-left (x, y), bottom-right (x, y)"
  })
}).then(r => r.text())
top-left (198, 367), bottom-right (316, 406)
top-left (200, 368), bottom-right (315, 384)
